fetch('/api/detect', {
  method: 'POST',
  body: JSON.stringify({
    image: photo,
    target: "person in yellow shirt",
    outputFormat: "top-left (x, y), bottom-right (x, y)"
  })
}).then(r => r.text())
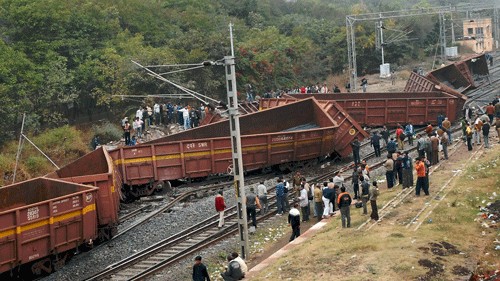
top-left (466, 123), bottom-right (473, 151)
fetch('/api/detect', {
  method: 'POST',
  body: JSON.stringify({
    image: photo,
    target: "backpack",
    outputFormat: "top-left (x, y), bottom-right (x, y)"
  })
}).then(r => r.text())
top-left (361, 181), bottom-right (370, 196)
top-left (399, 133), bottom-right (406, 141)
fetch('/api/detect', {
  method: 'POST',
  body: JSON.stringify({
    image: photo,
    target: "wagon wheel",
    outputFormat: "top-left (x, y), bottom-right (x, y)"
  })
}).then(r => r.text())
top-left (52, 252), bottom-right (69, 271)
top-left (154, 180), bottom-right (170, 192)
top-left (278, 162), bottom-right (294, 172)
top-left (227, 164), bottom-right (234, 175)
top-left (261, 166), bottom-right (272, 174)
top-left (304, 158), bottom-right (319, 169)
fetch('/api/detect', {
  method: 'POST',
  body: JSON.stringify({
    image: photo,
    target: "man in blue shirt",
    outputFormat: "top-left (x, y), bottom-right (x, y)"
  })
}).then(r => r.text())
top-left (275, 178), bottom-right (285, 215)
top-left (404, 123), bottom-right (415, 145)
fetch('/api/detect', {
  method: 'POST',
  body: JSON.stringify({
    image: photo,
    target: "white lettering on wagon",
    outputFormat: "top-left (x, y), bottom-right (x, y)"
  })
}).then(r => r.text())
top-left (27, 206), bottom-right (40, 221)
top-left (72, 196), bottom-right (81, 208)
top-left (186, 142), bottom-right (208, 150)
top-left (272, 135), bottom-right (293, 142)
top-left (28, 253), bottom-right (40, 261)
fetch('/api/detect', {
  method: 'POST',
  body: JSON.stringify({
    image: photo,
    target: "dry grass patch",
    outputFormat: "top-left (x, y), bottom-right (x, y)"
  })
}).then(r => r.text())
top-left (249, 144), bottom-right (500, 281)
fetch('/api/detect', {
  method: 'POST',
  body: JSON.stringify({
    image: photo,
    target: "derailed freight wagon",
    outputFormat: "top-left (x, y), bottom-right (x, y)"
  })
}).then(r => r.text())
top-left (46, 147), bottom-right (121, 240)
top-left (270, 92), bottom-right (464, 127)
top-left (426, 53), bottom-right (490, 93)
top-left (0, 178), bottom-right (98, 277)
top-left (260, 97), bottom-right (368, 158)
top-left (110, 98), bottom-right (361, 195)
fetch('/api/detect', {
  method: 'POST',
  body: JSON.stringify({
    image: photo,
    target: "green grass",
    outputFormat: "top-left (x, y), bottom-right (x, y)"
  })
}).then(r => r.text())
top-left (0, 125), bottom-right (89, 186)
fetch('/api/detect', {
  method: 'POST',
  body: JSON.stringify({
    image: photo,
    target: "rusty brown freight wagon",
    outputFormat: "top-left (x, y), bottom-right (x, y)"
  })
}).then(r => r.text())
top-left (109, 98), bottom-right (352, 191)
top-left (260, 97), bottom-right (368, 158)
top-left (187, 97), bottom-right (368, 158)
top-left (426, 54), bottom-right (490, 93)
top-left (272, 92), bottom-right (464, 127)
top-left (0, 178), bottom-right (98, 276)
top-left (46, 147), bottom-right (121, 240)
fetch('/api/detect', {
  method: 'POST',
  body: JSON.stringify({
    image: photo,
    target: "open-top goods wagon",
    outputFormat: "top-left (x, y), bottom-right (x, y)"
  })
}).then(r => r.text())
top-left (0, 178), bottom-right (98, 276)
top-left (271, 92), bottom-right (464, 127)
top-left (109, 98), bottom-right (356, 196)
top-left (46, 147), bottom-right (121, 240)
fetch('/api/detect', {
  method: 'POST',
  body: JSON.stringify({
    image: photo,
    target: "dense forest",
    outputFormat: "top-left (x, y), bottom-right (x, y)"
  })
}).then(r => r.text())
top-left (0, 0), bottom-right (489, 146)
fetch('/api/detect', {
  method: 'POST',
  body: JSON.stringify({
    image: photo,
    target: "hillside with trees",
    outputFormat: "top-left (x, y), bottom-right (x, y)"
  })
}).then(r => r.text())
top-left (0, 0), bottom-right (489, 146)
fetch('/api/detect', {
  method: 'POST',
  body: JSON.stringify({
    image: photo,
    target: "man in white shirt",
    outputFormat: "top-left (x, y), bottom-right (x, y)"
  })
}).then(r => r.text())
top-left (257, 181), bottom-right (268, 215)
top-left (136, 107), bottom-right (143, 120)
top-left (153, 103), bottom-right (161, 125)
top-left (178, 106), bottom-right (190, 130)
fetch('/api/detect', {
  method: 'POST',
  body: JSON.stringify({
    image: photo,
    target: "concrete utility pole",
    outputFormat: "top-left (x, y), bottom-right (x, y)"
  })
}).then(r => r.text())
top-left (451, 13), bottom-right (456, 44)
top-left (439, 12), bottom-right (447, 63)
top-left (225, 23), bottom-right (250, 259)
top-left (13, 113), bottom-right (26, 184)
top-left (379, 15), bottom-right (385, 65)
top-left (494, 8), bottom-right (499, 51)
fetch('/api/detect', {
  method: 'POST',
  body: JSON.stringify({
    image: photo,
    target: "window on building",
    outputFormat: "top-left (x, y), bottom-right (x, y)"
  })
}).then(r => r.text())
top-left (468, 28), bottom-right (474, 35)
top-left (475, 27), bottom-right (483, 35)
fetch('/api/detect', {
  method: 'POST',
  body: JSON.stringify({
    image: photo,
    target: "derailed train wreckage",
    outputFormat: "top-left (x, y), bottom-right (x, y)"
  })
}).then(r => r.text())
top-left (0, 54), bottom-right (490, 277)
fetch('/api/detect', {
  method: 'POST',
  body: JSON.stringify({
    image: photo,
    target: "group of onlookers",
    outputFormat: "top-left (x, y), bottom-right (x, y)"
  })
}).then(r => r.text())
top-left (120, 101), bottom-right (211, 146)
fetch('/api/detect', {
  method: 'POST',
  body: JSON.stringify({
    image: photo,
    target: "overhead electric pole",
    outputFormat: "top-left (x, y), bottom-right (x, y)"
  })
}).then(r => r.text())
top-left (225, 23), bottom-right (250, 259)
top-left (439, 12), bottom-right (447, 63)
top-left (346, 3), bottom-right (497, 91)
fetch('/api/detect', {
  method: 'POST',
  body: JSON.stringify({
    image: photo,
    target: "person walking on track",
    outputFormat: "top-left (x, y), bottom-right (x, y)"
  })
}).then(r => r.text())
top-left (215, 191), bottom-right (226, 229)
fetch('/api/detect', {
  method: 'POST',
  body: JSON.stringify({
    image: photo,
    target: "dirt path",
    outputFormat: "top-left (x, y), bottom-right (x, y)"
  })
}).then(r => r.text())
top-left (247, 139), bottom-right (500, 280)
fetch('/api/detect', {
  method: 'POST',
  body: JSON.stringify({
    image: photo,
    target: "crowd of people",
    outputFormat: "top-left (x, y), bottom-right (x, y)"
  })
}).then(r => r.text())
top-left (120, 101), bottom-right (212, 146)
top-left (194, 94), bottom-right (500, 281)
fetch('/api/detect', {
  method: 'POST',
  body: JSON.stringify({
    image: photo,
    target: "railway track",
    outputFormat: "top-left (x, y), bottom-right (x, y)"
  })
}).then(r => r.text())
top-left (86, 122), bottom-right (463, 281)
top-left (86, 127), bottom-right (431, 280)
top-left (86, 189), bottom-right (285, 280)
top-left (356, 125), bottom-right (465, 231)
top-left (113, 173), bottom-right (274, 240)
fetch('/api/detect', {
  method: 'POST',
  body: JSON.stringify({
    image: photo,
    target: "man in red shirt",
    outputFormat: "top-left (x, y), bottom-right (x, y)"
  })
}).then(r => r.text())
top-left (215, 191), bottom-right (226, 228)
top-left (425, 123), bottom-right (433, 136)
top-left (395, 125), bottom-right (405, 150)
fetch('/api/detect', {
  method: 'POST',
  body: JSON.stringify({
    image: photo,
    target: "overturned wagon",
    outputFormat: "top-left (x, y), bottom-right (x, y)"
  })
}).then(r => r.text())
top-left (110, 98), bottom-right (362, 194)
top-left (259, 97), bottom-right (368, 157)
top-left (0, 178), bottom-right (98, 276)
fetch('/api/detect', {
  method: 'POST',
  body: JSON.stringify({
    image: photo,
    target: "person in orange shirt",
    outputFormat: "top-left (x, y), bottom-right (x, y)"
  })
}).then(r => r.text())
top-left (415, 157), bottom-right (429, 196)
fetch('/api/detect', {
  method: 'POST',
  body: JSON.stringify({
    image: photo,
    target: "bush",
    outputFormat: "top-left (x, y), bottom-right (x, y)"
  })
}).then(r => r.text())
top-left (0, 125), bottom-right (89, 186)
top-left (28, 126), bottom-right (89, 166)
top-left (24, 156), bottom-right (50, 177)
top-left (91, 121), bottom-right (123, 145)
top-left (0, 154), bottom-right (15, 186)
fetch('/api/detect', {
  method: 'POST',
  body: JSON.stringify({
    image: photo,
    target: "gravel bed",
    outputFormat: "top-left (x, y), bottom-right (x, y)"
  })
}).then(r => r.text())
top-left (41, 178), bottom-right (279, 281)
top-left (41, 128), bottom-right (429, 281)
